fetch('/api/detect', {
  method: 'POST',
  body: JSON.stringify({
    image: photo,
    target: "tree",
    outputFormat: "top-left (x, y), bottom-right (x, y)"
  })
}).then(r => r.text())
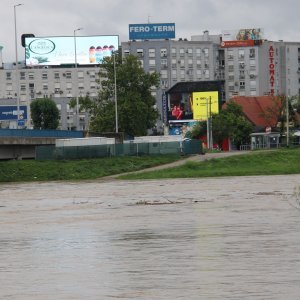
top-left (30, 98), bottom-right (59, 129)
top-left (77, 53), bottom-right (160, 137)
top-left (212, 102), bottom-right (253, 149)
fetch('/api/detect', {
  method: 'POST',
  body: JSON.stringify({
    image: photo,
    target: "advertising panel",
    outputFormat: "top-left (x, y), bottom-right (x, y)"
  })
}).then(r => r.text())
top-left (221, 28), bottom-right (263, 48)
top-left (191, 91), bottom-right (219, 120)
top-left (0, 106), bottom-right (28, 121)
top-left (129, 23), bottom-right (175, 40)
top-left (25, 35), bottom-right (119, 66)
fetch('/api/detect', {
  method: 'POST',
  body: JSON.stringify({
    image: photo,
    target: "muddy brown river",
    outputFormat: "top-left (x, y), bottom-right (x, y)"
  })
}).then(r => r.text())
top-left (1, 175), bottom-right (300, 299)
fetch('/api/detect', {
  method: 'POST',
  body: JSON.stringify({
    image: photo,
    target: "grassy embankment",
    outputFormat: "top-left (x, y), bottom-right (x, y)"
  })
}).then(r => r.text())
top-left (119, 148), bottom-right (300, 180)
top-left (0, 154), bottom-right (182, 183)
top-left (0, 148), bottom-right (299, 183)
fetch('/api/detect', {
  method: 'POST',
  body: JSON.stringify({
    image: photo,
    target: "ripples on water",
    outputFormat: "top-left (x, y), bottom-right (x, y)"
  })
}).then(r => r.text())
top-left (0, 175), bottom-right (300, 299)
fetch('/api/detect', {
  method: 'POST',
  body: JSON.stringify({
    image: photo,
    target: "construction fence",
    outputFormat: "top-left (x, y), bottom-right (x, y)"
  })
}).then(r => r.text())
top-left (35, 139), bottom-right (203, 160)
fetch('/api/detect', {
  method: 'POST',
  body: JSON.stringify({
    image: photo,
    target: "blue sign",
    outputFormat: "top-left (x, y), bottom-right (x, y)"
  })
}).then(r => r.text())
top-left (0, 106), bottom-right (28, 121)
top-left (18, 120), bottom-right (25, 127)
top-left (129, 23), bottom-right (175, 40)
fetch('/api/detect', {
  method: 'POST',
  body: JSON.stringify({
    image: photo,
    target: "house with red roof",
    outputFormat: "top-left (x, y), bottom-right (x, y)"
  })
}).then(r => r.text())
top-left (223, 96), bottom-right (284, 150)
top-left (226, 95), bottom-right (283, 131)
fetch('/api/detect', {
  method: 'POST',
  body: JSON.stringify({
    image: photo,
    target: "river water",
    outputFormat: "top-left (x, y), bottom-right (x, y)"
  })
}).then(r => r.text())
top-left (1, 175), bottom-right (300, 299)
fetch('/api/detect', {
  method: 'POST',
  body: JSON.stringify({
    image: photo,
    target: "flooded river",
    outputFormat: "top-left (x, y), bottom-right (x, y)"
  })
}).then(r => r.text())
top-left (1, 175), bottom-right (300, 299)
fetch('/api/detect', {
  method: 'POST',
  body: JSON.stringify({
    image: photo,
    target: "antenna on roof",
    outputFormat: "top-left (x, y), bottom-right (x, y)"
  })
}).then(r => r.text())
top-left (147, 15), bottom-right (151, 23)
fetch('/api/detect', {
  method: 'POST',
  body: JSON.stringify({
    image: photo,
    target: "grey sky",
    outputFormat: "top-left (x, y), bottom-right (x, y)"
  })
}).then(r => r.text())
top-left (1, 0), bottom-right (299, 62)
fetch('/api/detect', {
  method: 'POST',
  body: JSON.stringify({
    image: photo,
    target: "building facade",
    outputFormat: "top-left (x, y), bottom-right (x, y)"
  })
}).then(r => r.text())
top-left (1, 29), bottom-right (300, 132)
top-left (0, 60), bottom-right (101, 129)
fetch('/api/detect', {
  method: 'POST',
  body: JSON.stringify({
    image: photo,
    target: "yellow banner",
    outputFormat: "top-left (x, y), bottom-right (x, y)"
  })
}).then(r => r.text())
top-left (192, 91), bottom-right (219, 120)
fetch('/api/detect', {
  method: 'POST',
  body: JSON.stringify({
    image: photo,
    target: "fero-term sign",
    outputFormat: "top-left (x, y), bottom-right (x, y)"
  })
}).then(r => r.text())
top-left (129, 23), bottom-right (175, 40)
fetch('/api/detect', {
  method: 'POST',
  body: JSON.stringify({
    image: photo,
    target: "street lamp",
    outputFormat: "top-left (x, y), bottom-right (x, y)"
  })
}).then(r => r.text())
top-left (14, 3), bottom-right (23, 128)
top-left (286, 96), bottom-right (289, 147)
top-left (74, 27), bottom-right (83, 130)
top-left (206, 96), bottom-right (212, 150)
top-left (113, 51), bottom-right (118, 133)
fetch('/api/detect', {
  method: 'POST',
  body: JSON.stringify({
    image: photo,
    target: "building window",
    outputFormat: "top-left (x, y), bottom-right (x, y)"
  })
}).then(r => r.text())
top-left (239, 62), bottom-right (245, 69)
top-left (188, 59), bottom-right (193, 68)
top-left (161, 80), bottom-right (168, 88)
top-left (171, 48), bottom-right (177, 56)
top-left (238, 49), bottom-right (245, 59)
top-left (250, 59), bottom-right (256, 67)
top-left (54, 72), bottom-right (60, 79)
top-left (239, 81), bottom-right (245, 89)
top-left (160, 48), bottom-right (167, 57)
top-left (250, 80), bottom-right (257, 88)
top-left (172, 69), bottom-right (177, 79)
top-left (196, 60), bottom-right (201, 68)
top-left (137, 49), bottom-right (144, 58)
top-left (6, 83), bottom-right (12, 91)
top-left (20, 84), bottom-right (26, 91)
top-left (124, 50), bottom-right (130, 57)
top-left (187, 48), bottom-right (193, 56)
top-left (196, 69), bottom-right (202, 79)
top-left (28, 73), bottom-right (34, 80)
top-left (180, 69), bottom-right (185, 79)
top-left (78, 71), bottom-right (84, 78)
top-left (196, 48), bottom-right (201, 57)
top-left (204, 69), bottom-right (210, 79)
top-left (203, 48), bottom-right (209, 57)
top-left (204, 60), bottom-right (209, 69)
top-left (161, 59), bottom-right (168, 68)
top-left (160, 70), bottom-right (168, 79)
top-left (149, 59), bottom-right (156, 67)
top-left (149, 48), bottom-right (156, 58)
top-left (227, 50), bottom-right (234, 59)
top-left (20, 72), bottom-right (26, 80)
top-left (66, 72), bottom-right (72, 79)
top-left (43, 83), bottom-right (48, 90)
top-left (171, 58), bottom-right (177, 68)
top-left (239, 70), bottom-right (245, 79)
top-left (66, 83), bottom-right (72, 90)
top-left (249, 48), bottom-right (255, 58)
top-left (6, 72), bottom-right (12, 80)
top-left (179, 48), bottom-right (185, 56)
top-left (177, 59), bottom-right (184, 68)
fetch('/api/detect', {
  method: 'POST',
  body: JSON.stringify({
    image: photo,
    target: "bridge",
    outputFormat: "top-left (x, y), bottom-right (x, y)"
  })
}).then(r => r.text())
top-left (0, 129), bottom-right (83, 160)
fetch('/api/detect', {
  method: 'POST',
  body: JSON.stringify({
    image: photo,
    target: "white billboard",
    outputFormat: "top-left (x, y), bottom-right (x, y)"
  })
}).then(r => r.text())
top-left (25, 35), bottom-right (119, 66)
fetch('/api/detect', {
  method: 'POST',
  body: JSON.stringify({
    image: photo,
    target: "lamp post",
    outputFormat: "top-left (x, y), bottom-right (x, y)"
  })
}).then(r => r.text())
top-left (206, 96), bottom-right (212, 149)
top-left (74, 27), bottom-right (83, 130)
top-left (14, 3), bottom-right (23, 128)
top-left (286, 96), bottom-right (289, 147)
top-left (113, 51), bottom-right (118, 133)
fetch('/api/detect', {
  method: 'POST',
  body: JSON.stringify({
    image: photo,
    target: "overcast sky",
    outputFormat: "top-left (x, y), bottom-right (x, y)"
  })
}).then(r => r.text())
top-left (1, 0), bottom-right (300, 63)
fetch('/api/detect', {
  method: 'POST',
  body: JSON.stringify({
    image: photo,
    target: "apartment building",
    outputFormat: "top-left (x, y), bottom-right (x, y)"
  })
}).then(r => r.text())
top-left (0, 61), bottom-right (101, 129)
top-left (121, 31), bottom-right (226, 129)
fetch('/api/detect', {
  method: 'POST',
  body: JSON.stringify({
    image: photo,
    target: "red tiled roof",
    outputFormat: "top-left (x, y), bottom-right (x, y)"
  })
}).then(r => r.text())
top-left (225, 96), bottom-right (283, 128)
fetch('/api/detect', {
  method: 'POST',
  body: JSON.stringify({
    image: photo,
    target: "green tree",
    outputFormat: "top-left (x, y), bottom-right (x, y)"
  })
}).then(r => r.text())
top-left (30, 98), bottom-right (59, 129)
top-left (212, 102), bottom-right (253, 149)
top-left (77, 53), bottom-right (160, 136)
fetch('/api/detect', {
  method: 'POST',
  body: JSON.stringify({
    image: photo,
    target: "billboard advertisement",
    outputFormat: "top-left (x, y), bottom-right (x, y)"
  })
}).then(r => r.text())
top-left (221, 28), bottom-right (263, 48)
top-left (129, 23), bottom-right (175, 40)
top-left (25, 35), bottom-right (119, 66)
top-left (0, 106), bottom-right (28, 121)
top-left (191, 91), bottom-right (219, 120)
